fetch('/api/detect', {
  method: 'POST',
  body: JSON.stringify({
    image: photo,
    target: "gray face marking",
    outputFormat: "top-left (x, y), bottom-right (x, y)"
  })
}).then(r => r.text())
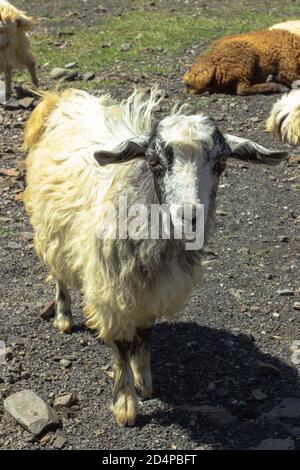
top-left (144, 118), bottom-right (230, 229)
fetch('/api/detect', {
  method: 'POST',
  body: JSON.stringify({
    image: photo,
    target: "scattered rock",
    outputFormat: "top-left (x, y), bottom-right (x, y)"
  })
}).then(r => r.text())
top-left (254, 438), bottom-right (295, 450)
top-left (60, 359), bottom-right (72, 369)
top-left (50, 68), bottom-right (68, 80)
top-left (65, 71), bottom-right (79, 81)
top-left (65, 61), bottom-right (77, 69)
top-left (236, 332), bottom-right (255, 348)
top-left (290, 340), bottom-right (300, 353)
top-left (276, 288), bottom-right (294, 296)
top-left (177, 405), bottom-right (237, 426)
top-left (256, 361), bottom-right (281, 376)
top-left (83, 72), bottom-right (95, 81)
top-left (4, 390), bottom-right (60, 435)
top-left (252, 389), bottom-right (266, 401)
top-left (4, 98), bottom-right (20, 110)
top-left (53, 394), bottom-right (75, 409)
top-left (18, 97), bottom-right (35, 109)
top-left (265, 398), bottom-right (300, 420)
top-left (53, 429), bottom-right (67, 449)
top-left (293, 302), bottom-right (300, 311)
top-left (272, 312), bottom-right (280, 319)
top-left (292, 80), bottom-right (300, 89)
top-left (0, 80), bottom-right (5, 104)
top-left (290, 341), bottom-right (300, 365)
top-left (40, 300), bottom-right (56, 320)
top-left (250, 116), bottom-right (259, 123)
top-left (7, 242), bottom-right (21, 250)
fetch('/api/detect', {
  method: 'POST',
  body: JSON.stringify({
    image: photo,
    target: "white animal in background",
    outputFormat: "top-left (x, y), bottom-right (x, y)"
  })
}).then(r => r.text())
top-left (267, 89), bottom-right (300, 144)
top-left (269, 20), bottom-right (300, 37)
top-left (0, 0), bottom-right (38, 101)
top-left (23, 88), bottom-right (287, 426)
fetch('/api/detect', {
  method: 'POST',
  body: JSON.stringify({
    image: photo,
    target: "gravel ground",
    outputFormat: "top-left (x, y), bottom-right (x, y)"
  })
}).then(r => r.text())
top-left (0, 0), bottom-right (299, 451)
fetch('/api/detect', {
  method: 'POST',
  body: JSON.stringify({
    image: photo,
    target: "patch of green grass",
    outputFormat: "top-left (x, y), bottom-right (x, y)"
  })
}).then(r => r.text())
top-left (15, 7), bottom-right (300, 88)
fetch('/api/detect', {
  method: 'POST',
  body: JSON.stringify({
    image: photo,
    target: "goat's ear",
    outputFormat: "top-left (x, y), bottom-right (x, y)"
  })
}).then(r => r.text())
top-left (224, 134), bottom-right (288, 165)
top-left (94, 137), bottom-right (148, 166)
top-left (16, 16), bottom-right (35, 31)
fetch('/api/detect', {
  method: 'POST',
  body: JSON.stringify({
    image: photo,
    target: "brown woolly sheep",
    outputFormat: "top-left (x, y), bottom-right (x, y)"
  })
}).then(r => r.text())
top-left (183, 29), bottom-right (300, 95)
top-left (0, 0), bottom-right (38, 101)
top-left (266, 89), bottom-right (300, 144)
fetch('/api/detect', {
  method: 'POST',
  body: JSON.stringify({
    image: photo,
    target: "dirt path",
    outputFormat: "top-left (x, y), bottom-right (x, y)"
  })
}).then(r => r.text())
top-left (0, 0), bottom-right (299, 450)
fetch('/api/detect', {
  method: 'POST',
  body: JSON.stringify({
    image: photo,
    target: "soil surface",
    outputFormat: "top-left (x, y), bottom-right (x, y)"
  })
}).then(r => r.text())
top-left (0, 0), bottom-right (299, 450)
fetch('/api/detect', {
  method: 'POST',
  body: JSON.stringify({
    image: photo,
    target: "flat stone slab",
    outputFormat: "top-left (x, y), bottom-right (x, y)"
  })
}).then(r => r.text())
top-left (254, 438), bottom-right (295, 450)
top-left (4, 389), bottom-right (60, 435)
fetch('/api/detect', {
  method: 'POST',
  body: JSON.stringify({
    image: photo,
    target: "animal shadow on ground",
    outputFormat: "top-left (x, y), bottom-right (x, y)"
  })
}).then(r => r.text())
top-left (139, 322), bottom-right (299, 449)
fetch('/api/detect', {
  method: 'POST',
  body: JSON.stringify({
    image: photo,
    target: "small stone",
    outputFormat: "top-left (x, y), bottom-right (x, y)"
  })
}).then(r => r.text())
top-left (279, 236), bottom-right (289, 242)
top-left (83, 72), bottom-right (95, 81)
top-left (266, 74), bottom-right (274, 83)
top-left (4, 98), bottom-right (20, 110)
top-left (53, 429), bottom-right (67, 449)
top-left (65, 61), bottom-right (77, 69)
top-left (236, 332), bottom-right (254, 348)
top-left (293, 302), bottom-right (300, 311)
top-left (256, 361), bottom-right (281, 376)
top-left (4, 347), bottom-right (13, 361)
top-left (268, 398), bottom-right (300, 419)
top-left (250, 116), bottom-right (259, 123)
top-left (254, 438), bottom-right (295, 450)
top-left (60, 359), bottom-right (72, 369)
top-left (291, 351), bottom-right (300, 365)
top-left (277, 288), bottom-right (294, 296)
top-left (40, 433), bottom-right (51, 445)
top-left (272, 312), bottom-right (280, 319)
top-left (7, 242), bottom-right (21, 250)
top-left (4, 390), bottom-right (60, 435)
top-left (290, 340), bottom-right (300, 353)
top-left (53, 394), bottom-right (75, 409)
top-left (65, 71), bottom-right (78, 81)
top-left (0, 80), bottom-right (5, 104)
top-left (292, 80), bottom-right (300, 89)
top-left (252, 389), bottom-right (267, 401)
top-left (50, 68), bottom-right (68, 80)
top-left (40, 300), bottom-right (56, 320)
top-left (18, 97), bottom-right (35, 109)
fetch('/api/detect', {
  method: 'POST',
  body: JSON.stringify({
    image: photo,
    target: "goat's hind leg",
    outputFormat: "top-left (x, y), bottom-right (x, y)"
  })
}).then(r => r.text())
top-left (53, 280), bottom-right (73, 333)
top-left (112, 340), bottom-right (137, 426)
top-left (130, 326), bottom-right (153, 400)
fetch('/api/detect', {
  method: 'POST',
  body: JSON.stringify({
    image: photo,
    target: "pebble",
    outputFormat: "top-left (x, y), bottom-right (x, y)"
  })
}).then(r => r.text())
top-left (292, 80), bottom-right (300, 89)
top-left (53, 429), bottom-right (67, 449)
top-left (254, 438), bottom-right (295, 450)
top-left (7, 242), bottom-right (21, 250)
top-left (53, 394), bottom-right (75, 409)
top-left (0, 80), bottom-right (6, 104)
top-left (293, 302), bottom-right (300, 311)
top-left (50, 68), bottom-right (68, 80)
top-left (83, 72), bottom-right (95, 81)
top-left (4, 98), bottom-right (20, 110)
top-left (65, 61), bottom-right (77, 69)
top-left (40, 300), bottom-right (56, 320)
top-left (60, 359), bottom-right (72, 369)
top-left (18, 97), bottom-right (35, 109)
top-left (277, 288), bottom-right (294, 296)
top-left (256, 361), bottom-right (281, 376)
top-left (4, 390), bottom-right (60, 435)
top-left (272, 312), bottom-right (280, 319)
top-left (252, 389), bottom-right (266, 401)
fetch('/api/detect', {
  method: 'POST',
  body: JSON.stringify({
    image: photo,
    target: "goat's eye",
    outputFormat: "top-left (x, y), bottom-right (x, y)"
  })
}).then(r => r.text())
top-left (148, 158), bottom-right (162, 174)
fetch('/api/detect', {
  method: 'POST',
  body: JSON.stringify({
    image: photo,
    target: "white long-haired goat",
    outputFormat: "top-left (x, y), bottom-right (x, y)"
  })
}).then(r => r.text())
top-left (23, 88), bottom-right (287, 426)
top-left (267, 89), bottom-right (300, 144)
top-left (0, 0), bottom-right (38, 100)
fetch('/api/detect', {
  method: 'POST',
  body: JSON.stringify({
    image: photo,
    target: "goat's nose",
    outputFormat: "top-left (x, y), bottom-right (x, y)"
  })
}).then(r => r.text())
top-left (181, 203), bottom-right (198, 230)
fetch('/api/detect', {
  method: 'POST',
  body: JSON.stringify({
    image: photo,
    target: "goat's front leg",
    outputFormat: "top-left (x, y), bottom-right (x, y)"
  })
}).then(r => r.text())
top-left (53, 280), bottom-right (73, 333)
top-left (130, 326), bottom-right (153, 400)
top-left (112, 340), bottom-right (137, 426)
top-left (23, 52), bottom-right (39, 87)
top-left (4, 65), bottom-right (12, 101)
